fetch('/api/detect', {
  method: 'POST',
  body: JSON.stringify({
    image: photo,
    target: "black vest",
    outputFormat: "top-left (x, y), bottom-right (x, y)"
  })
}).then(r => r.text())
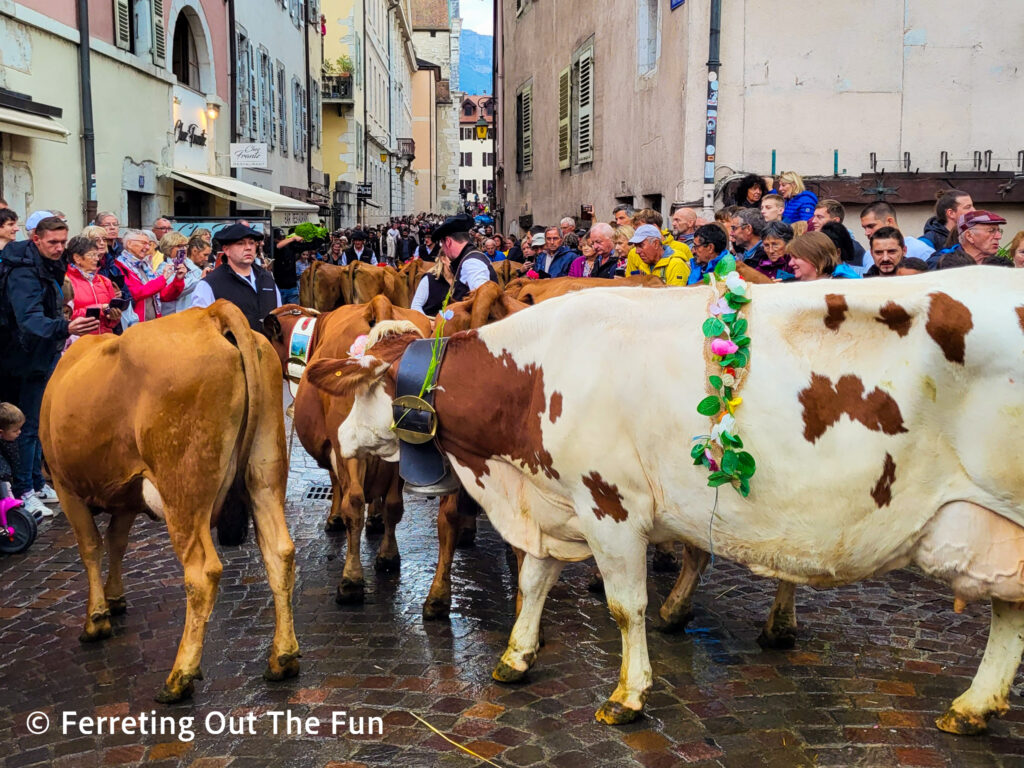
top-left (202, 264), bottom-right (279, 333)
top-left (422, 273), bottom-right (451, 316)
top-left (451, 245), bottom-right (498, 302)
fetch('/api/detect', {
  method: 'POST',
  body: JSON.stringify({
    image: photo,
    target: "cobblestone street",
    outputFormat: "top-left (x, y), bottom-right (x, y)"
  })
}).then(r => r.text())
top-left (3, 444), bottom-right (1024, 767)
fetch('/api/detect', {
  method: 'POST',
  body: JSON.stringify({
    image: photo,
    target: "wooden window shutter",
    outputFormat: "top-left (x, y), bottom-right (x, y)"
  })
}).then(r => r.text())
top-left (151, 0), bottom-right (166, 65)
top-left (292, 81), bottom-right (301, 156)
top-left (269, 62), bottom-right (277, 149)
top-left (114, 0), bottom-right (132, 50)
top-left (301, 86), bottom-right (308, 159)
top-left (521, 84), bottom-right (533, 172)
top-left (236, 33), bottom-right (249, 135)
top-left (557, 67), bottom-right (571, 170)
top-left (248, 42), bottom-right (259, 140)
top-left (278, 64), bottom-right (288, 155)
top-left (576, 47), bottom-right (594, 164)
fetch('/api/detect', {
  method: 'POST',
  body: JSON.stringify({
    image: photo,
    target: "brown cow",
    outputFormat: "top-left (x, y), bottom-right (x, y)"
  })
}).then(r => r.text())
top-left (505, 274), bottom-right (666, 304)
top-left (398, 259), bottom-right (434, 300)
top-left (264, 297), bottom-right (430, 604)
top-left (40, 301), bottom-right (299, 703)
top-left (299, 261), bottom-right (411, 311)
top-left (493, 260), bottom-right (526, 289)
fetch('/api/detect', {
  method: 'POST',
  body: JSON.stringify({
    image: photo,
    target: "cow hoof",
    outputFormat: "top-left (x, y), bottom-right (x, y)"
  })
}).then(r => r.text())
top-left (324, 516), bottom-right (346, 533)
top-left (586, 572), bottom-right (605, 594)
top-left (264, 652), bottom-right (301, 682)
top-left (155, 680), bottom-right (195, 704)
top-left (335, 579), bottom-right (365, 605)
top-left (935, 708), bottom-right (989, 736)
top-left (422, 597), bottom-right (451, 621)
top-left (375, 553), bottom-right (401, 573)
top-left (79, 611), bottom-right (113, 643)
top-left (455, 526), bottom-right (477, 549)
top-left (655, 610), bottom-right (694, 634)
top-left (364, 515), bottom-right (385, 535)
top-left (756, 627), bottom-right (797, 650)
top-left (492, 660), bottom-right (529, 684)
top-left (78, 624), bottom-right (112, 643)
top-left (107, 596), bottom-right (127, 616)
top-left (595, 700), bottom-right (642, 725)
top-left (651, 549), bottom-right (680, 573)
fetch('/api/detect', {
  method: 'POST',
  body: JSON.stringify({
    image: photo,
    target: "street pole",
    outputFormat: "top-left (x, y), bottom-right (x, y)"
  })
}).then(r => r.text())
top-left (76, 0), bottom-right (97, 225)
top-left (702, 0), bottom-right (722, 219)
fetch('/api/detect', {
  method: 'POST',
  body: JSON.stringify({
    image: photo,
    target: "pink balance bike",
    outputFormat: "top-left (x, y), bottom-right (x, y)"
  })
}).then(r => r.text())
top-left (0, 496), bottom-right (37, 554)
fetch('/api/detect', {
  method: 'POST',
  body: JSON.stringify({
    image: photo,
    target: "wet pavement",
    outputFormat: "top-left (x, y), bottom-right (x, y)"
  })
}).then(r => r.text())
top-left (3, 444), bottom-right (1024, 767)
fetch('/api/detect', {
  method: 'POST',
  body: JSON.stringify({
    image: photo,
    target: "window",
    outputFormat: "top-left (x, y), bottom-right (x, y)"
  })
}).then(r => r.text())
top-left (356, 121), bottom-right (363, 169)
top-left (557, 66), bottom-right (571, 170)
top-left (515, 82), bottom-right (532, 173)
top-left (463, 102), bottom-right (475, 117)
top-left (573, 43), bottom-right (594, 165)
top-left (637, 0), bottom-right (661, 76)
top-left (258, 48), bottom-right (272, 143)
top-left (460, 127), bottom-right (473, 140)
top-left (172, 15), bottom-right (199, 88)
top-left (460, 152), bottom-right (473, 167)
top-left (235, 28), bottom-right (249, 137)
top-left (247, 41), bottom-right (258, 140)
top-left (151, 0), bottom-right (166, 66)
top-left (277, 62), bottom-right (288, 155)
top-left (311, 80), bottom-right (321, 149)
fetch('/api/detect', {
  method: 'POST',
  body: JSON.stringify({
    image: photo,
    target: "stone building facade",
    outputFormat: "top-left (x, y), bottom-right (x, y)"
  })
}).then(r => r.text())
top-left (496, 0), bottom-right (1024, 237)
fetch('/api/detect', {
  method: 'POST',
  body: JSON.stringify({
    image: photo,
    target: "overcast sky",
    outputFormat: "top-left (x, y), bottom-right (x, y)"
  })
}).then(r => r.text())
top-left (460, 0), bottom-right (493, 35)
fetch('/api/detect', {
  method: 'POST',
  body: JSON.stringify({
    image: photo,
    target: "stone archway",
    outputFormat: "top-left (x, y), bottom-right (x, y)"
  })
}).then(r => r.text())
top-left (167, 0), bottom-right (215, 94)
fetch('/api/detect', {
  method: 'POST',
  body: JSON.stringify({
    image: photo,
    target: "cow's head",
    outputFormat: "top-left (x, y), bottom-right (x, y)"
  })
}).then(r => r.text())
top-left (305, 321), bottom-right (422, 462)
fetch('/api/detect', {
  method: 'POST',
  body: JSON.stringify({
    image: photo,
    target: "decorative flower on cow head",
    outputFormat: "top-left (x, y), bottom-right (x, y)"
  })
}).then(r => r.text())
top-left (348, 334), bottom-right (369, 360)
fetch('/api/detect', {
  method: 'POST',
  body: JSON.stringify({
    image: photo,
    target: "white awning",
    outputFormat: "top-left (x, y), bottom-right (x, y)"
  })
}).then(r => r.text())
top-left (0, 106), bottom-right (70, 143)
top-left (169, 169), bottom-right (319, 223)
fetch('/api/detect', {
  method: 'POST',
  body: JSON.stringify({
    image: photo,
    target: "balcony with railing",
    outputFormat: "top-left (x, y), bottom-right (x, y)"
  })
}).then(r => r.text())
top-left (322, 74), bottom-right (353, 104)
top-left (397, 138), bottom-right (415, 160)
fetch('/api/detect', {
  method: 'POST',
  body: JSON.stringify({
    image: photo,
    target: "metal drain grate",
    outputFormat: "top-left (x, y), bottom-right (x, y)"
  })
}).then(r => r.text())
top-left (305, 484), bottom-right (334, 501)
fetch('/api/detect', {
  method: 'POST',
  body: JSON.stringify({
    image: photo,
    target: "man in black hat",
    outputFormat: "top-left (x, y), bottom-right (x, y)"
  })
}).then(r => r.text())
top-left (434, 213), bottom-right (497, 301)
top-left (344, 230), bottom-right (378, 265)
top-left (191, 223), bottom-right (280, 333)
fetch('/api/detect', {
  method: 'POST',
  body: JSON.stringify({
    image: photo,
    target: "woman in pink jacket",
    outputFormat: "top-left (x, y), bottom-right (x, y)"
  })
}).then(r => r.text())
top-left (114, 229), bottom-right (185, 323)
top-left (65, 235), bottom-right (122, 334)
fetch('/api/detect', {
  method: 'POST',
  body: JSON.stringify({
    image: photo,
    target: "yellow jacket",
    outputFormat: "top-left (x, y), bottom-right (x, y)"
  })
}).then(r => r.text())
top-left (626, 230), bottom-right (692, 284)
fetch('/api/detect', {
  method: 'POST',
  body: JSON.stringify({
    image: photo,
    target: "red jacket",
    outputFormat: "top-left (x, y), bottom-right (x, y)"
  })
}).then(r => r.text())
top-left (66, 265), bottom-right (120, 334)
top-left (113, 260), bottom-right (184, 320)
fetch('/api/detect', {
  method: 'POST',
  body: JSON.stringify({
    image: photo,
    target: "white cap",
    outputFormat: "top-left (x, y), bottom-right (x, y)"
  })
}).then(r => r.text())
top-left (25, 211), bottom-right (54, 231)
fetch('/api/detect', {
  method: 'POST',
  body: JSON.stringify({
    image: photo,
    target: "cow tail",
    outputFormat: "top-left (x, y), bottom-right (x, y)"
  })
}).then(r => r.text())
top-left (210, 300), bottom-right (263, 546)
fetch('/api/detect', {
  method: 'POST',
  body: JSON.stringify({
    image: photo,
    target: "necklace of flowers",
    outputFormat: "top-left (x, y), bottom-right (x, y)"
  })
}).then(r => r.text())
top-left (691, 253), bottom-right (757, 497)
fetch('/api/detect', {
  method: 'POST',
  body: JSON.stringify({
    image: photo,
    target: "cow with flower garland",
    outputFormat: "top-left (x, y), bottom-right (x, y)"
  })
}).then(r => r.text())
top-left (306, 257), bottom-right (1024, 735)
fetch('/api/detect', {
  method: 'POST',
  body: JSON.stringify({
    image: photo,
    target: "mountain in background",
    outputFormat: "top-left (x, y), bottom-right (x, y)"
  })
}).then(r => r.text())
top-left (459, 29), bottom-right (493, 95)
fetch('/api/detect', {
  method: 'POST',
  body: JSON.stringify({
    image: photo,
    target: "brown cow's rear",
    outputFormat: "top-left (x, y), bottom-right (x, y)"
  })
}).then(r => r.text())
top-left (40, 301), bottom-right (299, 703)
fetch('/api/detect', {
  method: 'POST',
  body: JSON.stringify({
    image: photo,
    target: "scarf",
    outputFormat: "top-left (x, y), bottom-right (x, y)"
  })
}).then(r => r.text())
top-left (70, 263), bottom-right (97, 282)
top-left (117, 252), bottom-right (161, 319)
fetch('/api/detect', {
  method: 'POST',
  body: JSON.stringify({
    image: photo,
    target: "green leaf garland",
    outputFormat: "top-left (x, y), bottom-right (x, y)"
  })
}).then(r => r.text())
top-left (693, 261), bottom-right (757, 497)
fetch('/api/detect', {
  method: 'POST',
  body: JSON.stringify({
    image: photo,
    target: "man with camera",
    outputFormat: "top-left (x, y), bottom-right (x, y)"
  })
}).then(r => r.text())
top-left (190, 223), bottom-right (280, 333)
top-left (0, 216), bottom-right (100, 517)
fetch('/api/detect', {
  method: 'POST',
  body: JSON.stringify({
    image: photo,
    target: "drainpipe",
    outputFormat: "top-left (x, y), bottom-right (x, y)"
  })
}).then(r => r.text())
top-left (228, 0), bottom-right (237, 181)
top-left (361, 0), bottom-right (368, 226)
top-left (304, 6), bottom-right (313, 209)
top-left (76, 0), bottom-right (97, 224)
top-left (386, 2), bottom-right (394, 220)
top-left (701, 0), bottom-right (722, 218)
top-left (491, 0), bottom-right (499, 229)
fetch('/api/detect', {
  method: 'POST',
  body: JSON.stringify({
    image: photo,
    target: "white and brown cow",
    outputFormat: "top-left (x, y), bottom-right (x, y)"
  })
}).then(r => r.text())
top-left (307, 268), bottom-right (1024, 733)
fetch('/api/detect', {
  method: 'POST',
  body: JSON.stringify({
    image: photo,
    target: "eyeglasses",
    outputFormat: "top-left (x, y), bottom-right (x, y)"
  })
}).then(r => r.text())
top-left (692, 241), bottom-right (707, 248)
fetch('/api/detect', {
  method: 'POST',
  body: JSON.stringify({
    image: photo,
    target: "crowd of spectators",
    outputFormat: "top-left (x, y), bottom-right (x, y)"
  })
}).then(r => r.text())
top-left (0, 174), bottom-right (1021, 521)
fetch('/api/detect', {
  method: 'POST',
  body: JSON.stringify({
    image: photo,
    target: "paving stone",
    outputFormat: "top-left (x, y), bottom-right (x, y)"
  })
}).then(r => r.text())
top-left (5, 442), bottom-right (1024, 766)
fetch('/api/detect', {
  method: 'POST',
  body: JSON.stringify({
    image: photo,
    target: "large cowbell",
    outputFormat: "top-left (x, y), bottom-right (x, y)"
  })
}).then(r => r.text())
top-left (393, 338), bottom-right (461, 496)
